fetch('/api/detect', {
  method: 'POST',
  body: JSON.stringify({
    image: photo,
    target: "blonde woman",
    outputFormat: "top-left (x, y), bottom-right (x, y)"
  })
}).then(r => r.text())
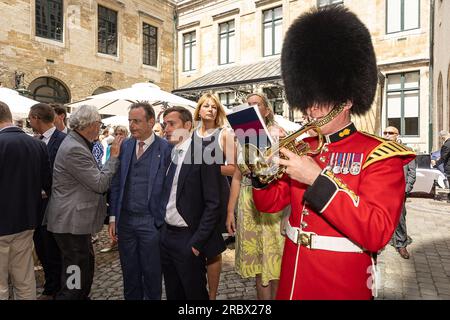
top-left (226, 93), bottom-right (286, 300)
top-left (193, 93), bottom-right (236, 299)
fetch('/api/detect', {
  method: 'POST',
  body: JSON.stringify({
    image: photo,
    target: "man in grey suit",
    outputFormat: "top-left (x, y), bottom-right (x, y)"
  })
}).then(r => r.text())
top-left (45, 105), bottom-right (124, 300)
top-left (383, 126), bottom-right (416, 259)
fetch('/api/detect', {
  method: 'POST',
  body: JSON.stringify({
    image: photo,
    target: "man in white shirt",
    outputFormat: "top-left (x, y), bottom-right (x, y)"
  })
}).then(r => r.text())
top-left (161, 106), bottom-right (222, 300)
top-left (27, 103), bottom-right (66, 299)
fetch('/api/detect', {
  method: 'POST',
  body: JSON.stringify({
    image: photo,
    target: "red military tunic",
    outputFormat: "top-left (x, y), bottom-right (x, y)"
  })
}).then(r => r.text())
top-left (252, 123), bottom-right (415, 300)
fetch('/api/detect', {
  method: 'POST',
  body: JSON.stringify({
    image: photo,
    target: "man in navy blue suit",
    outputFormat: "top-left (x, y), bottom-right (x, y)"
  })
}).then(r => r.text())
top-left (109, 102), bottom-right (172, 300)
top-left (0, 101), bottom-right (52, 299)
top-left (28, 103), bottom-right (66, 299)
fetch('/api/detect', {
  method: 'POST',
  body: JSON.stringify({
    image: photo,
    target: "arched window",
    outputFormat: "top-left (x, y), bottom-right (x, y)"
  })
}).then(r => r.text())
top-left (437, 72), bottom-right (443, 133)
top-left (92, 86), bottom-right (115, 95)
top-left (28, 77), bottom-right (70, 104)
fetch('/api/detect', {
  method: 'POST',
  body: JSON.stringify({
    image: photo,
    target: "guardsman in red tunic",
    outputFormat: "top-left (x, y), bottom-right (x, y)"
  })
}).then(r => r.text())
top-left (251, 6), bottom-right (415, 300)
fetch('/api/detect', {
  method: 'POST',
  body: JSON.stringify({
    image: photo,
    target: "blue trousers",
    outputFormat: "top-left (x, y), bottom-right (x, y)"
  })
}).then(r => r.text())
top-left (118, 212), bottom-right (162, 300)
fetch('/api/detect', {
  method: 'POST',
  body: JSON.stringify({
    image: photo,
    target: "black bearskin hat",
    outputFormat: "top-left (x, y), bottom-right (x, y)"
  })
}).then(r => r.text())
top-left (281, 5), bottom-right (378, 116)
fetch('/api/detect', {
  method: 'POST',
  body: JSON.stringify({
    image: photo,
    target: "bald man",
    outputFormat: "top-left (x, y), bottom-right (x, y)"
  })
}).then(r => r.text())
top-left (383, 126), bottom-right (416, 259)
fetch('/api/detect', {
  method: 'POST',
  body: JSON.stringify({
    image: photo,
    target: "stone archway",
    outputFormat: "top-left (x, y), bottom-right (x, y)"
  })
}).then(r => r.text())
top-left (92, 86), bottom-right (115, 95)
top-left (28, 76), bottom-right (70, 104)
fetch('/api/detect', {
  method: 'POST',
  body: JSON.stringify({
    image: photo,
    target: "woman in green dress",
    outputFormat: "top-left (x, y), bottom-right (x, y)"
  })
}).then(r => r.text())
top-left (226, 93), bottom-right (286, 300)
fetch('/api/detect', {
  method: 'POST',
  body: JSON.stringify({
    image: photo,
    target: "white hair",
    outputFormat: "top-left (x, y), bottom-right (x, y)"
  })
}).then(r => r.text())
top-left (69, 105), bottom-right (100, 130)
top-left (439, 130), bottom-right (449, 137)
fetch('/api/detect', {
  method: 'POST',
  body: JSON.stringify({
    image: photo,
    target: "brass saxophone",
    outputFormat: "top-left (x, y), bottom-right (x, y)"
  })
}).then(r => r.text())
top-left (241, 103), bottom-right (345, 185)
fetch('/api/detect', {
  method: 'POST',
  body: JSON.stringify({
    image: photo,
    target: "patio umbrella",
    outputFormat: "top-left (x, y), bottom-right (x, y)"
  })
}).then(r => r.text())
top-left (102, 115), bottom-right (129, 127)
top-left (0, 87), bottom-right (39, 118)
top-left (67, 83), bottom-right (197, 118)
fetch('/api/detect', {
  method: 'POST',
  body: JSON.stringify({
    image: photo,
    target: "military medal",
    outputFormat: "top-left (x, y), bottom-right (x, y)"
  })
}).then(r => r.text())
top-left (350, 153), bottom-right (363, 175)
top-left (326, 153), bottom-right (335, 171)
top-left (333, 153), bottom-right (343, 174)
top-left (342, 153), bottom-right (350, 175)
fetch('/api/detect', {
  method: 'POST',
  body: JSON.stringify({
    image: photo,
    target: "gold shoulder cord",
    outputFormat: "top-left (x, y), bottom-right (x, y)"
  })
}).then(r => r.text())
top-left (362, 136), bottom-right (415, 170)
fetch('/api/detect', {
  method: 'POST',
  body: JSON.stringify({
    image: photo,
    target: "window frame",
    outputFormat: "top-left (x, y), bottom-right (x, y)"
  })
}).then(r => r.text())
top-left (385, 71), bottom-right (421, 137)
top-left (219, 92), bottom-right (236, 108)
top-left (142, 22), bottom-right (158, 67)
top-left (97, 4), bottom-right (118, 56)
top-left (262, 6), bottom-right (283, 57)
top-left (385, 0), bottom-right (421, 35)
top-left (218, 20), bottom-right (235, 65)
top-left (28, 77), bottom-right (70, 104)
top-left (183, 31), bottom-right (196, 72)
top-left (317, 0), bottom-right (344, 7)
top-left (35, 0), bottom-right (64, 42)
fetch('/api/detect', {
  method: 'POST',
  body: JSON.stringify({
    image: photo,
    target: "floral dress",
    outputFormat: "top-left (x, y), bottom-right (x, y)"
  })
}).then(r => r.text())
top-left (234, 148), bottom-right (286, 286)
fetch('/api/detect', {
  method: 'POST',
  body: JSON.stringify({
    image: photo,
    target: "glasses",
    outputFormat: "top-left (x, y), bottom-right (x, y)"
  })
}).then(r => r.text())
top-left (95, 120), bottom-right (104, 126)
top-left (383, 131), bottom-right (398, 135)
top-left (248, 102), bottom-right (260, 107)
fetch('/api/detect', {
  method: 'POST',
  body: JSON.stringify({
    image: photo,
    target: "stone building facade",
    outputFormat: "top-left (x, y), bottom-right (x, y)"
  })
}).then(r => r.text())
top-left (433, 0), bottom-right (450, 150)
top-left (174, 0), bottom-right (431, 152)
top-left (0, 0), bottom-right (436, 152)
top-left (0, 0), bottom-right (176, 112)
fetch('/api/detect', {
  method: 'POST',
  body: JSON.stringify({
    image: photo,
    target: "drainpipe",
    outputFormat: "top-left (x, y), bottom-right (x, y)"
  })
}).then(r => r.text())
top-left (173, 4), bottom-right (178, 92)
top-left (429, 0), bottom-right (435, 153)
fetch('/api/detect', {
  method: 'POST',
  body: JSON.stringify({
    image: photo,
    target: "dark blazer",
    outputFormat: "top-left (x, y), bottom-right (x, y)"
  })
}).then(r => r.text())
top-left (39, 128), bottom-right (66, 222)
top-left (0, 126), bottom-right (52, 236)
top-left (110, 135), bottom-right (172, 228)
top-left (47, 128), bottom-right (66, 170)
top-left (436, 138), bottom-right (450, 175)
top-left (168, 139), bottom-right (223, 257)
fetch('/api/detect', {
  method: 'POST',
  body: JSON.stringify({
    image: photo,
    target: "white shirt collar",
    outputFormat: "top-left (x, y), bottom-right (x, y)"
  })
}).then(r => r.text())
top-left (137, 132), bottom-right (155, 147)
top-left (175, 136), bottom-right (191, 154)
top-left (42, 126), bottom-right (56, 139)
top-left (0, 125), bottom-right (16, 132)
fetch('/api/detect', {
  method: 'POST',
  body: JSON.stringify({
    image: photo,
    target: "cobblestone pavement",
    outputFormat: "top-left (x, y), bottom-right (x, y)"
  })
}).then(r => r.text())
top-left (35, 198), bottom-right (450, 300)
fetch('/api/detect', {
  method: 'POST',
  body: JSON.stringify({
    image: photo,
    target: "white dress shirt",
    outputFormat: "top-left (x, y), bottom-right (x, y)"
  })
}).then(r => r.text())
top-left (40, 126), bottom-right (56, 145)
top-left (135, 133), bottom-right (155, 158)
top-left (165, 137), bottom-right (192, 227)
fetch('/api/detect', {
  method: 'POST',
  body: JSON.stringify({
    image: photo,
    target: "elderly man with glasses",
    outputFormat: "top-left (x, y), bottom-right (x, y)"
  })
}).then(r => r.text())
top-left (383, 126), bottom-right (416, 259)
top-left (45, 105), bottom-right (124, 300)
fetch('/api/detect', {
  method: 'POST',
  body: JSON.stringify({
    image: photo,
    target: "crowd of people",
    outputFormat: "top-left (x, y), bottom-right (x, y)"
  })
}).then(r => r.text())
top-left (1, 5), bottom-right (424, 301)
top-left (0, 92), bottom-right (287, 300)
